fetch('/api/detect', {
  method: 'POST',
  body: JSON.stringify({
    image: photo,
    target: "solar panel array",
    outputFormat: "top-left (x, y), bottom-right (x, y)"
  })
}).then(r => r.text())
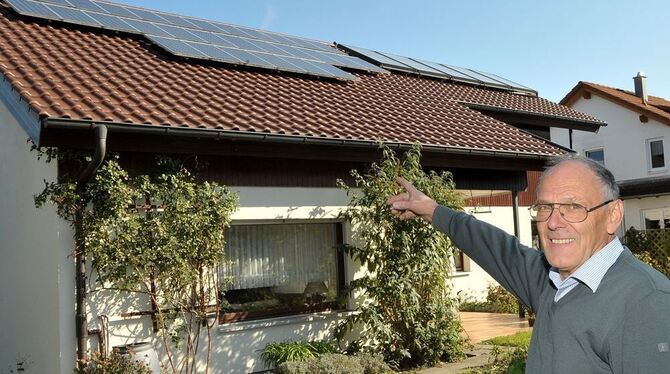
top-left (340, 44), bottom-right (536, 95)
top-left (5, 0), bottom-right (387, 80)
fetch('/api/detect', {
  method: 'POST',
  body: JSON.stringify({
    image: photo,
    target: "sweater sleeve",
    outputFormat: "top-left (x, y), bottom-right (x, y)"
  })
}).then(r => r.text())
top-left (621, 289), bottom-right (670, 373)
top-left (431, 205), bottom-right (548, 312)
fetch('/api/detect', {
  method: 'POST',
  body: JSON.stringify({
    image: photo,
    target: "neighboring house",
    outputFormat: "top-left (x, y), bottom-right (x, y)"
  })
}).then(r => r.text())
top-left (0, 1), bottom-right (602, 373)
top-left (558, 73), bottom-right (670, 233)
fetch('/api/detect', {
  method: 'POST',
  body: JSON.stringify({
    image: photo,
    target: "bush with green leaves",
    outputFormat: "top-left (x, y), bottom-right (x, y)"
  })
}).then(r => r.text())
top-left (260, 340), bottom-right (336, 367)
top-left (335, 144), bottom-right (467, 369)
top-left (78, 352), bottom-right (152, 374)
top-left (459, 284), bottom-right (524, 314)
top-left (276, 353), bottom-right (390, 374)
top-left (462, 346), bottom-right (528, 374)
top-left (35, 151), bottom-right (239, 373)
top-left (623, 227), bottom-right (670, 277)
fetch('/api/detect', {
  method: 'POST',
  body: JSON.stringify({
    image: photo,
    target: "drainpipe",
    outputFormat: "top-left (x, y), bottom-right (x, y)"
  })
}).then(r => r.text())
top-left (511, 189), bottom-right (526, 318)
top-left (75, 125), bottom-right (107, 370)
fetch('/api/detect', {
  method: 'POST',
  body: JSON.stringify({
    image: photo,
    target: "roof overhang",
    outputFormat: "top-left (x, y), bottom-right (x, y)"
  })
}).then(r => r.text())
top-left (40, 118), bottom-right (558, 171)
top-left (465, 103), bottom-right (605, 132)
top-left (618, 175), bottom-right (670, 199)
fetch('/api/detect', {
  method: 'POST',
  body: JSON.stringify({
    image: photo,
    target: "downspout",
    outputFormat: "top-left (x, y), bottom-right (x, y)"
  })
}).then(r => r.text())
top-left (511, 189), bottom-right (526, 318)
top-left (75, 125), bottom-right (107, 370)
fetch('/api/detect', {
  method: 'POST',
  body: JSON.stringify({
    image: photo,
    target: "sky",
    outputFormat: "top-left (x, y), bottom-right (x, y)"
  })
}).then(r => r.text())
top-left (114, 0), bottom-right (670, 103)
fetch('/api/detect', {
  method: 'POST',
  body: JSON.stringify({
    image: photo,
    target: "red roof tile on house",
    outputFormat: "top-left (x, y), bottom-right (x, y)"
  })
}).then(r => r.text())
top-left (0, 3), bottom-right (602, 157)
top-left (561, 81), bottom-right (670, 126)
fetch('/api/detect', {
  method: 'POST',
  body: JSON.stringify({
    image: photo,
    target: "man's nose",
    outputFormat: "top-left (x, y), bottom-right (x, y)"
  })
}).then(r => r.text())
top-left (546, 206), bottom-right (566, 229)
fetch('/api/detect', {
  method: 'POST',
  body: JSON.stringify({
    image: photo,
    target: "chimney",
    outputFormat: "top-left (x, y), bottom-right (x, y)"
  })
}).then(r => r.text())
top-left (633, 71), bottom-right (648, 104)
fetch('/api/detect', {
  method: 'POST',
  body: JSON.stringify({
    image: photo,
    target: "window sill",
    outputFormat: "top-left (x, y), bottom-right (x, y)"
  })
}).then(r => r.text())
top-left (648, 167), bottom-right (667, 175)
top-left (218, 310), bottom-right (355, 334)
top-left (449, 271), bottom-right (470, 278)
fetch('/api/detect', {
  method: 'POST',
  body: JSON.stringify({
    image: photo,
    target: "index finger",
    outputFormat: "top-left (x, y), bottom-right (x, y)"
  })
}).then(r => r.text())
top-left (395, 176), bottom-right (416, 192)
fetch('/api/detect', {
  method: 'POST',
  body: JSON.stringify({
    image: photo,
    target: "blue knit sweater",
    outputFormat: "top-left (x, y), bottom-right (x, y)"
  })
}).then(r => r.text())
top-left (432, 206), bottom-right (670, 373)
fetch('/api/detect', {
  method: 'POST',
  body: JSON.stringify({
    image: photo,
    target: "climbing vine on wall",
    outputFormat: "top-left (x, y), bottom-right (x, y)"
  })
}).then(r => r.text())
top-left (33, 146), bottom-right (239, 374)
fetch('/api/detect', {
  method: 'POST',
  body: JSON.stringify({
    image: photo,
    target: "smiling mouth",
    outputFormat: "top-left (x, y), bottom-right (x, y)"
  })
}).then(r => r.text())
top-left (550, 238), bottom-right (575, 244)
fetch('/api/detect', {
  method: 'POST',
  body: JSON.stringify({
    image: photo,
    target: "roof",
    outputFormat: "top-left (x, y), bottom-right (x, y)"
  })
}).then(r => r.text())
top-left (0, 1), bottom-right (603, 158)
top-left (561, 81), bottom-right (670, 127)
top-left (618, 175), bottom-right (670, 199)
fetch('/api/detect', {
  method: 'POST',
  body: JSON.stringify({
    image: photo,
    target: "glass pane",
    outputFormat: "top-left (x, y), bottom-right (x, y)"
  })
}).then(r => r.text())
top-left (644, 210), bottom-right (662, 229)
top-left (650, 140), bottom-right (665, 168)
top-left (585, 149), bottom-right (605, 164)
top-left (220, 223), bottom-right (341, 320)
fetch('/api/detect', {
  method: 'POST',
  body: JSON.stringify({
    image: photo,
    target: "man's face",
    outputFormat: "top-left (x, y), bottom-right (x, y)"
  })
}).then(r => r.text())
top-left (536, 161), bottom-right (619, 278)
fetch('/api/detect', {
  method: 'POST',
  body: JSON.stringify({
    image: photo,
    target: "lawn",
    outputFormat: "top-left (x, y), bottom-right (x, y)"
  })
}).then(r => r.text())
top-left (481, 330), bottom-right (532, 347)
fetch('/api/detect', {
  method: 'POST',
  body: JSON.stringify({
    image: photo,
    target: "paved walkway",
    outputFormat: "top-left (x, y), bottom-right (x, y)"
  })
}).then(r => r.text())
top-left (417, 312), bottom-right (531, 374)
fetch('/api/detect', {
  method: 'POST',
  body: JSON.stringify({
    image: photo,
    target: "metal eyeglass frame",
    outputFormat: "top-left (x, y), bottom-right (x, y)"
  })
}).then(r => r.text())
top-left (529, 200), bottom-right (614, 223)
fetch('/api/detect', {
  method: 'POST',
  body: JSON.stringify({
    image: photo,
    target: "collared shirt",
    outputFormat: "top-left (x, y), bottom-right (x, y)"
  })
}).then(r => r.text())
top-left (548, 237), bottom-right (624, 302)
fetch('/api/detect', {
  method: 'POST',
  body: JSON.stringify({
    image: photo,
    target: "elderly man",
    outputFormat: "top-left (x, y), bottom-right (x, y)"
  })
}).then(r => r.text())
top-left (388, 155), bottom-right (670, 373)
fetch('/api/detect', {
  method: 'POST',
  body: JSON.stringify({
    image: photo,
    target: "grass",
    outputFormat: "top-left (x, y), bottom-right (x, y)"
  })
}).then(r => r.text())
top-left (481, 330), bottom-right (532, 347)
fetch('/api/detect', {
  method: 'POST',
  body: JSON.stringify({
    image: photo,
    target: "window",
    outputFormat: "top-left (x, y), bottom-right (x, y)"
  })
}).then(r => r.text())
top-left (453, 250), bottom-right (464, 272)
top-left (219, 222), bottom-right (344, 323)
top-left (643, 208), bottom-right (670, 230)
top-left (585, 148), bottom-right (605, 165)
top-left (648, 139), bottom-right (665, 170)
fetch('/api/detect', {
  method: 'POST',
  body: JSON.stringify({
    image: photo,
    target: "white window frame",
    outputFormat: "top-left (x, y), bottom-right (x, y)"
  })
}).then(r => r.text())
top-left (584, 147), bottom-right (605, 165)
top-left (219, 219), bottom-right (346, 323)
top-left (641, 207), bottom-right (670, 230)
top-left (646, 138), bottom-right (666, 172)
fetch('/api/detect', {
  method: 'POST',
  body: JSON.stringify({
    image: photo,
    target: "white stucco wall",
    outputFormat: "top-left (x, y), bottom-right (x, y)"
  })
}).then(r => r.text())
top-left (622, 195), bottom-right (670, 231)
top-left (561, 92), bottom-right (670, 237)
top-left (569, 94), bottom-right (670, 181)
top-left (451, 206), bottom-right (535, 301)
top-left (0, 100), bottom-right (75, 373)
top-left (87, 186), bottom-right (357, 374)
top-left (0, 93), bottom-right (537, 373)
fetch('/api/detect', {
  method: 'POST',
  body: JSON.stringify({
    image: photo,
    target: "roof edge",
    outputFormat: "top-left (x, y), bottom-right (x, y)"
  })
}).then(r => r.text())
top-left (464, 102), bottom-right (606, 131)
top-left (42, 118), bottom-right (560, 160)
top-left (561, 82), bottom-right (670, 127)
top-left (0, 73), bottom-right (42, 143)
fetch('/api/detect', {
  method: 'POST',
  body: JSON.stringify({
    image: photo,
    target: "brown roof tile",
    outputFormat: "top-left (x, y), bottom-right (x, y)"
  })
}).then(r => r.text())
top-left (0, 3), bottom-right (599, 156)
top-left (561, 81), bottom-right (670, 126)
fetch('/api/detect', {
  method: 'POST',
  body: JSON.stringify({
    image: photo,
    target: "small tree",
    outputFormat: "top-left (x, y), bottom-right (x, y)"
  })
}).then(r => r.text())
top-left (34, 150), bottom-right (238, 373)
top-left (335, 144), bottom-right (467, 369)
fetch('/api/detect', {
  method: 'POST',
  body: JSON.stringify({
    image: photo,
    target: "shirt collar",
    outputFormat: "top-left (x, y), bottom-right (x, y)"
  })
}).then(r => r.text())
top-left (548, 237), bottom-right (624, 292)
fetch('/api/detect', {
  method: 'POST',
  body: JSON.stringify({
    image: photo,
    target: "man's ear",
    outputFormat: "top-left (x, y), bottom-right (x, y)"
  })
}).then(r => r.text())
top-left (606, 199), bottom-right (624, 235)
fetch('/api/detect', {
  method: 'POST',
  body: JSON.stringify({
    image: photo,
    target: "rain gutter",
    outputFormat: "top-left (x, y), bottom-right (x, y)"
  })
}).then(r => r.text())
top-left (42, 118), bottom-right (558, 161)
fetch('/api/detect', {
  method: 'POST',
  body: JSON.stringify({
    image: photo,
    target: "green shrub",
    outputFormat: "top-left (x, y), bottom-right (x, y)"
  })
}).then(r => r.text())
top-left (261, 339), bottom-right (339, 368)
top-left (78, 352), bottom-right (153, 374)
top-left (463, 346), bottom-right (528, 374)
top-left (260, 341), bottom-right (316, 367)
top-left (355, 353), bottom-right (391, 374)
top-left (308, 354), bottom-right (364, 374)
top-left (623, 228), bottom-right (670, 277)
top-left (276, 360), bottom-right (312, 374)
top-left (485, 285), bottom-right (519, 314)
top-left (336, 144), bottom-right (467, 368)
top-left (276, 353), bottom-right (391, 374)
top-left (459, 284), bottom-right (521, 314)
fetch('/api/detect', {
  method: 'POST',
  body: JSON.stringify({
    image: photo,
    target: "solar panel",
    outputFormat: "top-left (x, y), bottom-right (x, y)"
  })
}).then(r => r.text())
top-left (40, 0), bottom-right (73, 6)
top-left (5, 0), bottom-right (61, 19)
top-left (85, 11), bottom-right (137, 32)
top-left (94, 1), bottom-right (140, 19)
top-left (147, 36), bottom-right (208, 58)
top-left (49, 4), bottom-right (101, 27)
top-left (6, 0), bottom-right (386, 80)
top-left (66, 0), bottom-right (105, 13)
top-left (340, 44), bottom-right (536, 94)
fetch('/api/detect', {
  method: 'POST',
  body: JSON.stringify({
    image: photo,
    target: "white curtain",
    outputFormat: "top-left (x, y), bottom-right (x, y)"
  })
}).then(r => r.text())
top-left (221, 223), bottom-right (338, 292)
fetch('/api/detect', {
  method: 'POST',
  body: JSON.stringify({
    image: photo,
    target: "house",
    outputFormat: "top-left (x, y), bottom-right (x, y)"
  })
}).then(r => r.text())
top-left (558, 73), bottom-right (670, 233)
top-left (0, 0), bottom-right (603, 372)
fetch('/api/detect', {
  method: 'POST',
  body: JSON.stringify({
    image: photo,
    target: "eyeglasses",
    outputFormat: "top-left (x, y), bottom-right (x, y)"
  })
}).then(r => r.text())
top-left (528, 200), bottom-right (614, 223)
